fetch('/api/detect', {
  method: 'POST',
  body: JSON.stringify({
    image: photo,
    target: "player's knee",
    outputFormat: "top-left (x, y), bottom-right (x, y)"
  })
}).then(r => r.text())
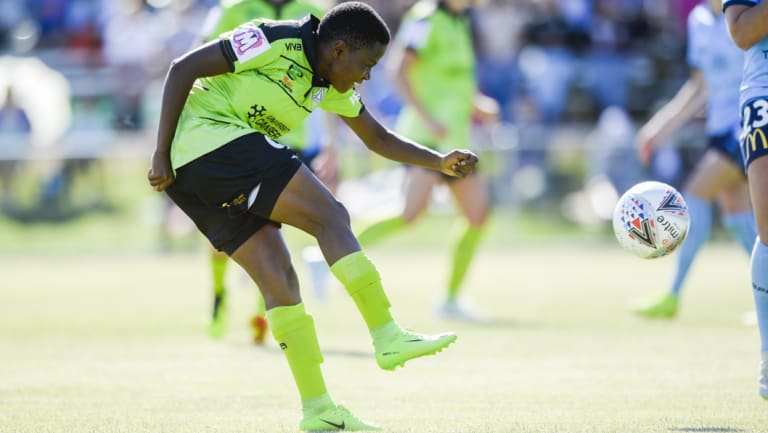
top-left (306, 198), bottom-right (351, 237)
top-left (467, 207), bottom-right (490, 227)
top-left (758, 226), bottom-right (768, 246)
top-left (402, 209), bottom-right (425, 225)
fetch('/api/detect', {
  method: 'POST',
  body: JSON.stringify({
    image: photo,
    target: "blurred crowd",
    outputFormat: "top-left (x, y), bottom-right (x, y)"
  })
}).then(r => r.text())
top-left (0, 0), bottom-right (705, 220)
top-left (0, 0), bottom-right (699, 126)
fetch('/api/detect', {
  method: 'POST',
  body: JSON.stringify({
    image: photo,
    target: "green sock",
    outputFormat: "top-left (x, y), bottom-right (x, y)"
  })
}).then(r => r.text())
top-left (210, 253), bottom-right (228, 296)
top-left (447, 225), bottom-right (484, 301)
top-left (301, 393), bottom-right (334, 419)
top-left (370, 321), bottom-right (400, 351)
top-left (266, 303), bottom-right (329, 405)
top-left (330, 251), bottom-right (393, 329)
top-left (357, 216), bottom-right (405, 247)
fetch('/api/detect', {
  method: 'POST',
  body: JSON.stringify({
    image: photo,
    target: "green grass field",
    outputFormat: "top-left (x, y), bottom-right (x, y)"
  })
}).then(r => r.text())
top-left (1, 211), bottom-right (765, 433)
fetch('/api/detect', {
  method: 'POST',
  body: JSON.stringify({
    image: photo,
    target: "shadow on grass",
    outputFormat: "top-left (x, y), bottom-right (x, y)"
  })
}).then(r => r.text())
top-left (669, 428), bottom-right (745, 432)
top-left (242, 343), bottom-right (371, 360)
top-left (2, 200), bottom-right (116, 224)
top-left (322, 348), bottom-right (372, 359)
top-left (437, 316), bottom-right (569, 330)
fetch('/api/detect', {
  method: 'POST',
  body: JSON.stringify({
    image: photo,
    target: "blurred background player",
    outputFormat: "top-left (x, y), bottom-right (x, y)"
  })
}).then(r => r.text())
top-left (724, 0), bottom-right (768, 400)
top-left (197, 0), bottom-right (333, 343)
top-left (632, 0), bottom-right (756, 319)
top-left (0, 85), bottom-right (31, 211)
top-left (355, 0), bottom-right (499, 321)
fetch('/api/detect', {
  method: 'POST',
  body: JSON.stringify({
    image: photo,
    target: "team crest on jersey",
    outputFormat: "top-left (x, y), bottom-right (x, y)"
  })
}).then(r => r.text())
top-left (349, 90), bottom-right (361, 106)
top-left (230, 26), bottom-right (270, 63)
top-left (311, 88), bottom-right (326, 107)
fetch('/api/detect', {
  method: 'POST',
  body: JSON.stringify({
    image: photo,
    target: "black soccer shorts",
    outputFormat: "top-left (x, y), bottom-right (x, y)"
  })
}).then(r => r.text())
top-left (166, 132), bottom-right (302, 255)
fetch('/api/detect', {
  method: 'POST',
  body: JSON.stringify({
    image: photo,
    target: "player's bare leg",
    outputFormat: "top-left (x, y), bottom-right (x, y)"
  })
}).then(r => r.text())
top-left (271, 165), bottom-right (457, 370)
top-left (437, 172), bottom-right (490, 321)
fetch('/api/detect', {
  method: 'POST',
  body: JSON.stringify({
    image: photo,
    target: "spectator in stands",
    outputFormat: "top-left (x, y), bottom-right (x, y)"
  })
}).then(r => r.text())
top-left (472, 0), bottom-right (531, 122)
top-left (101, 0), bottom-right (167, 129)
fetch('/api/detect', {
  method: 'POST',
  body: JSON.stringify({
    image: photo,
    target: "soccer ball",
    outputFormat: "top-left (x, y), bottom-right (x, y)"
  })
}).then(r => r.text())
top-left (612, 181), bottom-right (690, 259)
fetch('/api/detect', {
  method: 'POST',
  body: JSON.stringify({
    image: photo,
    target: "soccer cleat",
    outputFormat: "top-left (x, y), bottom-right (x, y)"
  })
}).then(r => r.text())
top-left (374, 328), bottom-right (457, 371)
top-left (207, 292), bottom-right (228, 338)
top-left (250, 314), bottom-right (268, 345)
top-left (300, 404), bottom-right (381, 431)
top-left (434, 299), bottom-right (486, 323)
top-left (632, 292), bottom-right (678, 319)
top-left (760, 352), bottom-right (768, 400)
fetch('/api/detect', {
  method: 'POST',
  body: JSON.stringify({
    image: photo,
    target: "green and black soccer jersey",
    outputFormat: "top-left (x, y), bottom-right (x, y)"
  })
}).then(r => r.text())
top-left (202, 0), bottom-right (327, 152)
top-left (394, 0), bottom-right (476, 151)
top-left (171, 15), bottom-right (363, 171)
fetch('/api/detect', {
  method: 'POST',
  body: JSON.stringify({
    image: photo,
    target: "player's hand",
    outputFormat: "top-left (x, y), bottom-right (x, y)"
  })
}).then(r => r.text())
top-left (310, 144), bottom-right (340, 190)
top-left (148, 150), bottom-right (175, 192)
top-left (440, 150), bottom-right (478, 178)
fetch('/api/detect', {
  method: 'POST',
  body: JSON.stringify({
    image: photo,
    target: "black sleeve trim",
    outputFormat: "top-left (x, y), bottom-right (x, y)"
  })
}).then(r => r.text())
top-left (219, 39), bottom-right (236, 72)
top-left (723, 0), bottom-right (758, 10)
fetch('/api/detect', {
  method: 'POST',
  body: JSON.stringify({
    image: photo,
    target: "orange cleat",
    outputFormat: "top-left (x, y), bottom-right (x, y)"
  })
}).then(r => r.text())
top-left (250, 314), bottom-right (269, 345)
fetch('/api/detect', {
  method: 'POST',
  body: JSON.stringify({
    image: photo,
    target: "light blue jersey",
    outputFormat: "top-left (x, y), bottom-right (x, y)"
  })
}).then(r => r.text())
top-left (687, 4), bottom-right (743, 135)
top-left (723, 0), bottom-right (768, 105)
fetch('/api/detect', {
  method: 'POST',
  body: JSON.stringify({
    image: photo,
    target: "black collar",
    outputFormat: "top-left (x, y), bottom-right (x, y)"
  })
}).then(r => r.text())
top-left (299, 14), bottom-right (329, 88)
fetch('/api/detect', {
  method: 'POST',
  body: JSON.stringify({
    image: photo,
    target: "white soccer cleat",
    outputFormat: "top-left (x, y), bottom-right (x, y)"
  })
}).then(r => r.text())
top-left (434, 299), bottom-right (487, 323)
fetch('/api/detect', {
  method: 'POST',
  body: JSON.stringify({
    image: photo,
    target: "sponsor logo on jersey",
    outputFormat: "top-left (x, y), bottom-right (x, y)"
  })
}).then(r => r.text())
top-left (744, 128), bottom-right (768, 160)
top-left (230, 26), bottom-right (270, 63)
top-left (278, 64), bottom-right (305, 94)
top-left (247, 103), bottom-right (288, 139)
top-left (284, 42), bottom-right (302, 51)
top-left (220, 193), bottom-right (246, 209)
top-left (740, 98), bottom-right (768, 163)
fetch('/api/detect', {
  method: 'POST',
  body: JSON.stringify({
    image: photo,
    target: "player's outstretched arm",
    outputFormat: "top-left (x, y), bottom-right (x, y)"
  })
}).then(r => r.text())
top-left (148, 41), bottom-right (232, 192)
top-left (635, 70), bottom-right (707, 165)
top-left (340, 109), bottom-right (478, 178)
top-left (725, 3), bottom-right (768, 50)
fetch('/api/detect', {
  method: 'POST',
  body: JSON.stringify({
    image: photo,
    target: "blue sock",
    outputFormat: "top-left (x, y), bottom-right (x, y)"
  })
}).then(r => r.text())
top-left (669, 196), bottom-right (711, 297)
top-left (751, 239), bottom-right (768, 351)
top-left (723, 211), bottom-right (757, 254)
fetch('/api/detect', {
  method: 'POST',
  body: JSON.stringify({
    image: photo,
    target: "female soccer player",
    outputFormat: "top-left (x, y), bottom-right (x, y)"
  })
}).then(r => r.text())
top-left (633, 0), bottom-right (756, 318)
top-left (355, 0), bottom-right (499, 321)
top-left (724, 0), bottom-right (768, 400)
top-left (198, 0), bottom-right (329, 345)
top-left (148, 2), bottom-right (475, 429)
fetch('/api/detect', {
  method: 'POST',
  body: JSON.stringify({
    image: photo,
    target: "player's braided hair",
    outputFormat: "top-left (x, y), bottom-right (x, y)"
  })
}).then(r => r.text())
top-left (318, 1), bottom-right (390, 50)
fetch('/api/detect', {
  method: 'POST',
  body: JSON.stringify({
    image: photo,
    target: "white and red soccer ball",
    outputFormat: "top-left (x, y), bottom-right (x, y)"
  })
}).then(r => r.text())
top-left (612, 181), bottom-right (690, 259)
